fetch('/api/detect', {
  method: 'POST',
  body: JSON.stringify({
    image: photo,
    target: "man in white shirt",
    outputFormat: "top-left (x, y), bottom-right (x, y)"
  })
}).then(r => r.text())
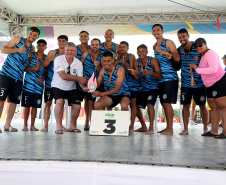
top-left (51, 42), bottom-right (88, 134)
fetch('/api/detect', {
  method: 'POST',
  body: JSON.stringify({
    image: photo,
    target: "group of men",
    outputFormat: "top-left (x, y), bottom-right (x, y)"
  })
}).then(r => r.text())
top-left (0, 24), bottom-right (211, 135)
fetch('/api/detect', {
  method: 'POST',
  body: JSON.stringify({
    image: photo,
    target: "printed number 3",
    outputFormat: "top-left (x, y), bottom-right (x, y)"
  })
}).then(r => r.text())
top-left (103, 119), bottom-right (116, 134)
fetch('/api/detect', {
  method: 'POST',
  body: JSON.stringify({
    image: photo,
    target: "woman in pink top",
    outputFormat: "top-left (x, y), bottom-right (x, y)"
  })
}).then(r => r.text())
top-left (191, 38), bottom-right (226, 139)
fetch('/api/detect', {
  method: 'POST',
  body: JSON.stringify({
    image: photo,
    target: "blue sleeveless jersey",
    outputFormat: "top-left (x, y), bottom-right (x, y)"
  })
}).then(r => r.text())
top-left (178, 42), bottom-right (204, 88)
top-left (103, 65), bottom-right (130, 96)
top-left (78, 53), bottom-right (102, 92)
top-left (100, 42), bottom-right (116, 55)
top-left (154, 39), bottom-right (178, 82)
top-left (118, 54), bottom-right (140, 92)
top-left (138, 57), bottom-right (159, 91)
top-left (76, 45), bottom-right (90, 61)
top-left (45, 49), bottom-right (59, 89)
top-left (0, 37), bottom-right (32, 81)
top-left (23, 52), bottom-right (47, 94)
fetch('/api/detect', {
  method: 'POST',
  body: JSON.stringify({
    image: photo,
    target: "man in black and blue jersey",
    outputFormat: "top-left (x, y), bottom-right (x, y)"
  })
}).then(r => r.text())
top-left (41, 35), bottom-right (68, 132)
top-left (92, 51), bottom-right (130, 110)
top-left (177, 28), bottom-right (208, 135)
top-left (114, 41), bottom-right (140, 133)
top-left (21, 39), bottom-right (47, 132)
top-left (136, 44), bottom-right (162, 135)
top-left (152, 24), bottom-right (180, 135)
top-left (79, 38), bottom-right (102, 131)
top-left (76, 30), bottom-right (90, 61)
top-left (0, 27), bottom-right (40, 133)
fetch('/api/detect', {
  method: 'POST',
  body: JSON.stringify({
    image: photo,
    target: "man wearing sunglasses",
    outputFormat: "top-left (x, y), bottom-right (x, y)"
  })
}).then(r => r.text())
top-left (51, 42), bottom-right (88, 134)
top-left (177, 28), bottom-right (208, 135)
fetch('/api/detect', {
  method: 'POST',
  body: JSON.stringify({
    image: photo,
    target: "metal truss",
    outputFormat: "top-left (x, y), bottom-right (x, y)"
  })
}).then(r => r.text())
top-left (0, 3), bottom-right (18, 25)
top-left (19, 11), bottom-right (226, 26)
top-left (10, 26), bottom-right (24, 37)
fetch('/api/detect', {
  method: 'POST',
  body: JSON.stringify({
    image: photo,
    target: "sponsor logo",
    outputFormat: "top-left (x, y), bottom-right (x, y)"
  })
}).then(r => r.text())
top-left (91, 131), bottom-right (99, 133)
top-left (200, 96), bottom-right (205, 102)
top-left (105, 113), bottom-right (114, 118)
top-left (56, 66), bottom-right (60, 69)
top-left (212, 91), bottom-right (217, 97)
top-left (163, 94), bottom-right (167, 100)
top-left (119, 131), bottom-right (127, 134)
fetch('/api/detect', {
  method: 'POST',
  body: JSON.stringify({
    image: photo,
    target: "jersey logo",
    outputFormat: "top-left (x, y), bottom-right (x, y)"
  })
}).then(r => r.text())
top-left (163, 94), bottom-right (167, 100)
top-left (200, 96), bottom-right (205, 102)
top-left (212, 91), bottom-right (217, 97)
top-left (148, 95), bottom-right (152, 100)
top-left (37, 99), bottom-right (41, 105)
top-left (73, 69), bottom-right (77, 75)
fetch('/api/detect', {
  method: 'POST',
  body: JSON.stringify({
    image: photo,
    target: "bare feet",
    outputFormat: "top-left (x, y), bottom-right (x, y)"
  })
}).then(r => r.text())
top-left (129, 126), bottom-right (134, 133)
top-left (134, 127), bottom-right (147, 132)
top-left (145, 130), bottom-right (154, 135)
top-left (160, 128), bottom-right (173, 135)
top-left (41, 127), bottom-right (48, 132)
top-left (22, 127), bottom-right (29, 131)
top-left (30, 127), bottom-right (39, 131)
top-left (179, 130), bottom-right (189, 135)
top-left (157, 128), bottom-right (166, 133)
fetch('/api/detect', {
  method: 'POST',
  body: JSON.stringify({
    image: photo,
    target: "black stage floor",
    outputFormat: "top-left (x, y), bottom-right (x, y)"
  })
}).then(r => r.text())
top-left (0, 121), bottom-right (226, 170)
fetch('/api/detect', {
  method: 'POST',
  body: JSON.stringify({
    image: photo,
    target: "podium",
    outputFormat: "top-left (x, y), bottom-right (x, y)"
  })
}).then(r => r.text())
top-left (89, 110), bottom-right (130, 136)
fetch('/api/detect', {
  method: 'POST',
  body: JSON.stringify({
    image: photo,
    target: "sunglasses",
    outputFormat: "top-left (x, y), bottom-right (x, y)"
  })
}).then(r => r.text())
top-left (67, 66), bottom-right (70, 74)
top-left (194, 43), bottom-right (204, 49)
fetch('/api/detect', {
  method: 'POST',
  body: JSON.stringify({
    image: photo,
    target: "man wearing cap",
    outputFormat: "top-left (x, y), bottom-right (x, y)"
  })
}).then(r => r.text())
top-left (222, 54), bottom-right (226, 71)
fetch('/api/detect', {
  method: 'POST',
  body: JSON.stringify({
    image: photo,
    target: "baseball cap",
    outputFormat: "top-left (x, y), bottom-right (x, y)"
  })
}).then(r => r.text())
top-left (222, 54), bottom-right (226, 59)
top-left (194, 38), bottom-right (207, 45)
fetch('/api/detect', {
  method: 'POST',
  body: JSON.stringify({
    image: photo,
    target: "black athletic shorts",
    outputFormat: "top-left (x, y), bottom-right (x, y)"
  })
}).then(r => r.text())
top-left (21, 91), bottom-right (43, 108)
top-left (206, 73), bottom-right (226, 99)
top-left (108, 94), bottom-right (130, 108)
top-left (181, 86), bottom-right (206, 105)
top-left (78, 91), bottom-right (96, 102)
top-left (52, 87), bottom-right (81, 105)
top-left (136, 89), bottom-right (158, 108)
top-left (130, 91), bottom-right (139, 100)
top-left (0, 74), bottom-right (23, 104)
top-left (159, 80), bottom-right (178, 104)
top-left (44, 87), bottom-right (53, 103)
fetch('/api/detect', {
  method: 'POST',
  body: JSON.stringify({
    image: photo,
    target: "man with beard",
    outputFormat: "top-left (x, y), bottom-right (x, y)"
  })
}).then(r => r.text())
top-left (0, 27), bottom-right (40, 133)
top-left (79, 38), bottom-right (102, 131)
top-left (41, 35), bottom-right (68, 132)
top-left (177, 28), bottom-right (208, 135)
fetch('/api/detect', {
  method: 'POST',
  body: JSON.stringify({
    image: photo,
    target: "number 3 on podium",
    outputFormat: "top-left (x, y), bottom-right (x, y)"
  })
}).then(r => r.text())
top-left (103, 119), bottom-right (116, 134)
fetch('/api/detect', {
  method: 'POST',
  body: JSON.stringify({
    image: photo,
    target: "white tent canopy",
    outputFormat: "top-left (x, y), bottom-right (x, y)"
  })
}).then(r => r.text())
top-left (0, 0), bottom-right (226, 36)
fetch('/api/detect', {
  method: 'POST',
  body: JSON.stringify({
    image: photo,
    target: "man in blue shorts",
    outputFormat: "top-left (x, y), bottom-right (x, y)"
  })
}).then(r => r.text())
top-left (0, 27), bottom-right (40, 133)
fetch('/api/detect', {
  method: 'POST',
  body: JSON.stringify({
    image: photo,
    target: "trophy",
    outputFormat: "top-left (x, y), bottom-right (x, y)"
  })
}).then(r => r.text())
top-left (88, 72), bottom-right (97, 92)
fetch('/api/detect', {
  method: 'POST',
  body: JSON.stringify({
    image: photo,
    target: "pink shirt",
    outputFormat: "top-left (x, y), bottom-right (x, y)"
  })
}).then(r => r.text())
top-left (195, 49), bottom-right (225, 87)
